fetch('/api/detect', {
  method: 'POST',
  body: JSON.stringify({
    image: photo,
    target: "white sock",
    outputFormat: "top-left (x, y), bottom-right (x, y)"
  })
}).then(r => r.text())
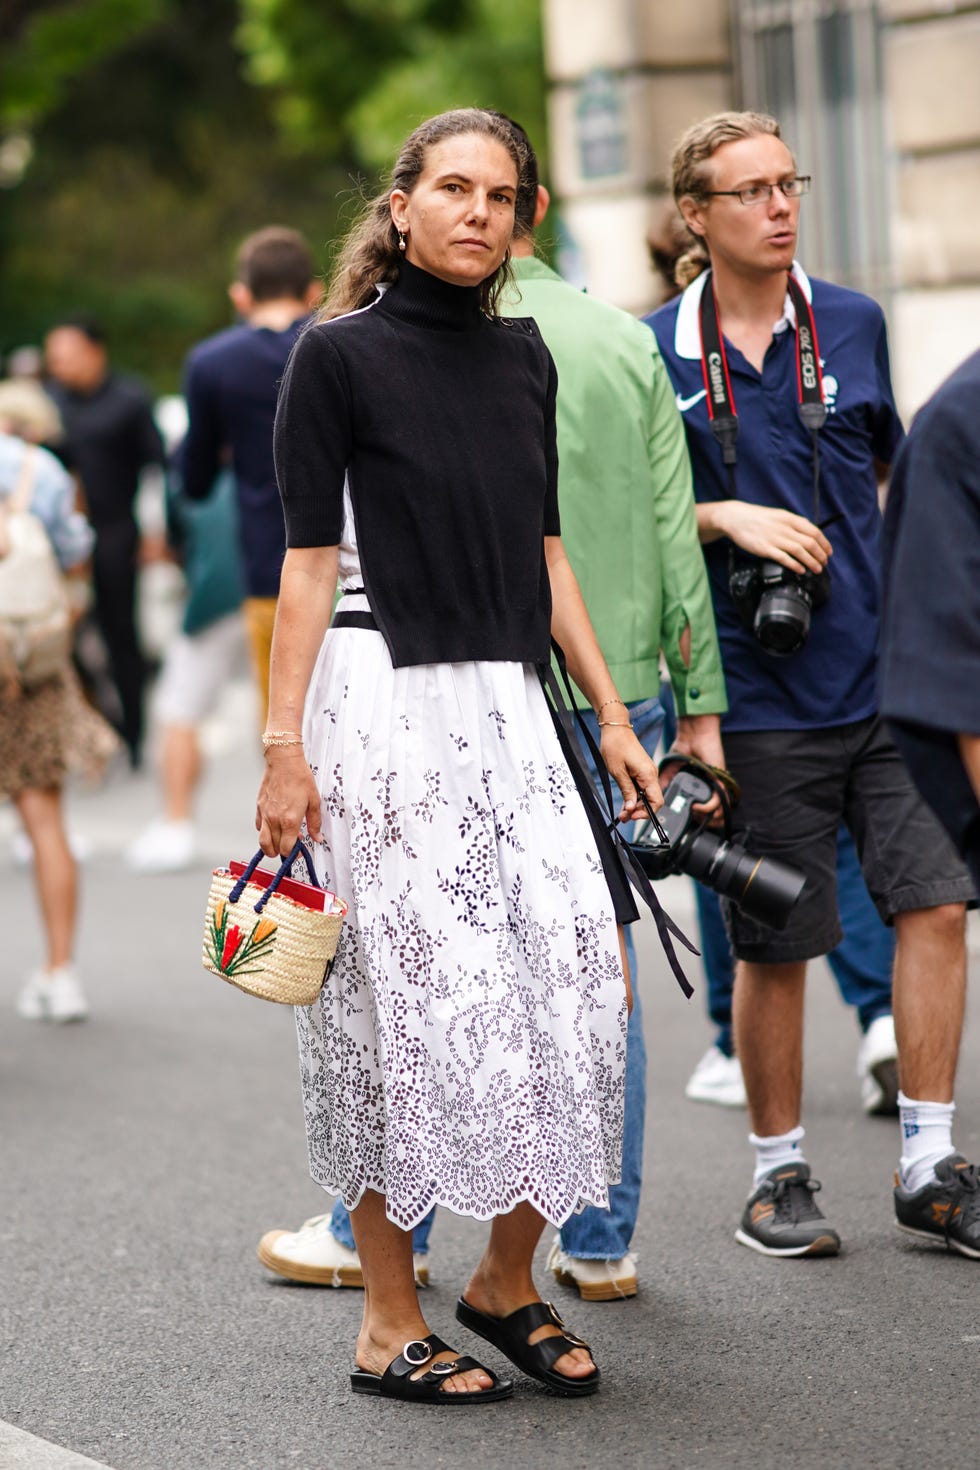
top-left (750, 1125), bottom-right (806, 1188)
top-left (898, 1092), bottom-right (955, 1192)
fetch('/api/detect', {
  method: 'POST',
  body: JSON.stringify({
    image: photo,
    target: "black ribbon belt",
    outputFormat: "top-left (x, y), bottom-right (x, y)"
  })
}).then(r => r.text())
top-left (332, 587), bottom-right (378, 631)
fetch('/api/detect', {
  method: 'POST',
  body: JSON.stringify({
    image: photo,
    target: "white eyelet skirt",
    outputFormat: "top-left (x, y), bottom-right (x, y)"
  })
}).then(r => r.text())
top-left (296, 608), bottom-right (627, 1231)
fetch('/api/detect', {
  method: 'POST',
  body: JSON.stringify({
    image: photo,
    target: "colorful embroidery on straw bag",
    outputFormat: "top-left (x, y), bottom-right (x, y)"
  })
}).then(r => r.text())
top-left (202, 839), bottom-right (347, 1005)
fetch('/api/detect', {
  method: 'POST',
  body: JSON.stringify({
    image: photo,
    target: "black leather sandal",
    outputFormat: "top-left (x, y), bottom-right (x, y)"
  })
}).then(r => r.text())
top-left (350, 1333), bottom-right (513, 1404)
top-left (455, 1297), bottom-right (600, 1397)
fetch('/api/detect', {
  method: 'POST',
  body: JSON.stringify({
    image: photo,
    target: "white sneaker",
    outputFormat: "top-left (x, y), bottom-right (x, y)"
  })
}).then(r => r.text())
top-left (13, 828), bottom-right (91, 865)
top-left (546, 1237), bottom-right (637, 1301)
top-left (257, 1213), bottom-right (430, 1288)
top-left (17, 965), bottom-right (88, 1023)
top-left (685, 1045), bottom-right (748, 1108)
top-left (858, 1014), bottom-right (899, 1116)
top-left (125, 819), bottom-right (195, 874)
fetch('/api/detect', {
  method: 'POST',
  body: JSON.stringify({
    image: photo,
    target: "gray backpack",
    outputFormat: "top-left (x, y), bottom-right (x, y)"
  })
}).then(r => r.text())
top-left (0, 444), bottom-right (72, 689)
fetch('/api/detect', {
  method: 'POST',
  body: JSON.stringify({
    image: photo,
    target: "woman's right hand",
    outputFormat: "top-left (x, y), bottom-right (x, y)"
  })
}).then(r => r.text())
top-left (255, 747), bottom-right (322, 857)
top-left (714, 501), bottom-right (832, 575)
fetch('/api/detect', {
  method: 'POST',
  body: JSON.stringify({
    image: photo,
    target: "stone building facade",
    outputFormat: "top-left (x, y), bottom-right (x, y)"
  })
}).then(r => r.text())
top-left (544, 0), bottom-right (980, 416)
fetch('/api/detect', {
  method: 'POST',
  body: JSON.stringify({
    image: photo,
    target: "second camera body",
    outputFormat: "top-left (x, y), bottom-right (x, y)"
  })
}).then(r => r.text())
top-left (631, 763), bottom-right (806, 930)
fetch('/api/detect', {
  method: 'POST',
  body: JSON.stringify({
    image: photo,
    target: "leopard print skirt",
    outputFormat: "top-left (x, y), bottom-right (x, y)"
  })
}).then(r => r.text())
top-left (0, 664), bottom-right (118, 798)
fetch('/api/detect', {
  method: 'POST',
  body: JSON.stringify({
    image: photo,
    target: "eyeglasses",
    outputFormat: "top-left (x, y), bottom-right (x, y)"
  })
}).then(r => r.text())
top-left (706, 177), bottom-right (811, 206)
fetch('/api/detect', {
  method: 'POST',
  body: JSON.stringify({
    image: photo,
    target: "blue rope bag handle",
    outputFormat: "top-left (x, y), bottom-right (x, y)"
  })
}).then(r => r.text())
top-left (228, 839), bottom-right (321, 914)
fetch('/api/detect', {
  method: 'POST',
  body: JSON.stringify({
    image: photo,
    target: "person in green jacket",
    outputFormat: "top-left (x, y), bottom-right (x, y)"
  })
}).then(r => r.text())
top-left (256, 118), bottom-right (727, 1304)
top-left (504, 120), bottom-right (726, 1300)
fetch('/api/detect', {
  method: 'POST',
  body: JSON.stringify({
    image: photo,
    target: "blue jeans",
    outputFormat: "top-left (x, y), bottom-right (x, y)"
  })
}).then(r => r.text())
top-left (559, 696), bottom-right (663, 1259)
top-left (701, 819), bottom-right (895, 1057)
top-left (330, 1195), bottom-right (434, 1255)
top-left (327, 694), bottom-right (664, 1259)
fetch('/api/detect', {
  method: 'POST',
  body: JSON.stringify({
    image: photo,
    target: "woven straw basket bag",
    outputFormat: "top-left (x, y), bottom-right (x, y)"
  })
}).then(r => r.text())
top-left (202, 840), bottom-right (347, 1005)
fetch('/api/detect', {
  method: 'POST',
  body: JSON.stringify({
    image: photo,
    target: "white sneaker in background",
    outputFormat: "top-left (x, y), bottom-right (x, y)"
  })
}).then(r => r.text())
top-left (257, 1213), bottom-right (430, 1288)
top-left (13, 828), bottom-right (91, 865)
top-left (16, 971), bottom-right (48, 1020)
top-left (546, 1237), bottom-right (638, 1301)
top-left (684, 1045), bottom-right (747, 1108)
top-left (857, 1013), bottom-right (899, 1116)
top-left (125, 819), bottom-right (195, 874)
top-left (17, 965), bottom-right (88, 1023)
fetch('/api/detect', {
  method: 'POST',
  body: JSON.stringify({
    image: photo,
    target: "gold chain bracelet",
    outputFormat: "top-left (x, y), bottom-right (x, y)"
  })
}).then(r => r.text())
top-left (261, 730), bottom-right (304, 749)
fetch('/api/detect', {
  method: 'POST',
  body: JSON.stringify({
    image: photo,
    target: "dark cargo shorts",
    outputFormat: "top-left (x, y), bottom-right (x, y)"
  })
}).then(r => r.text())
top-left (721, 714), bottom-right (975, 964)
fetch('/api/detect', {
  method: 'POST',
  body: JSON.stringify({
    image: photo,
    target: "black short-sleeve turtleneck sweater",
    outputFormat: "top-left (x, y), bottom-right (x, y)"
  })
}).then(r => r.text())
top-left (274, 258), bottom-right (560, 668)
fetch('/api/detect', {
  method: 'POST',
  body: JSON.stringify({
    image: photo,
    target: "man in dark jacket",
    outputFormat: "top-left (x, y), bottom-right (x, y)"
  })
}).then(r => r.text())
top-left (45, 315), bottom-right (164, 767)
top-left (880, 347), bottom-right (980, 892)
top-left (180, 227), bottom-right (320, 725)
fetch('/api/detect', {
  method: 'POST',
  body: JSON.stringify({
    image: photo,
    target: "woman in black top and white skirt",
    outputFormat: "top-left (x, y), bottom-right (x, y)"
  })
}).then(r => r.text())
top-left (257, 108), bottom-right (664, 1405)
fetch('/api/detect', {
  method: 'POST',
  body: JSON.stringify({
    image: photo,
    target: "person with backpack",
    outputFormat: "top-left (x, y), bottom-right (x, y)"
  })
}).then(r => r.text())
top-left (0, 389), bottom-right (117, 1022)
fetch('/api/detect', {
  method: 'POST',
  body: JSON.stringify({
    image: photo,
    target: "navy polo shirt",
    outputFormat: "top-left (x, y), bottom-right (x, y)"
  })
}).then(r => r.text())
top-left (647, 265), bottom-right (903, 733)
top-left (181, 316), bottom-right (311, 599)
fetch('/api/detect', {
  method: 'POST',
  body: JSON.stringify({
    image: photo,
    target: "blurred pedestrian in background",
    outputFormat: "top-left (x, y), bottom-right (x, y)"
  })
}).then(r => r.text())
top-left (44, 315), bottom-right (164, 769)
top-left (0, 391), bottom-right (117, 1023)
top-left (881, 346), bottom-right (980, 893)
top-left (124, 461), bottom-right (246, 873)
top-left (5, 345), bottom-right (45, 384)
top-left (179, 227), bottom-right (320, 728)
top-left (256, 107), bottom-right (664, 1402)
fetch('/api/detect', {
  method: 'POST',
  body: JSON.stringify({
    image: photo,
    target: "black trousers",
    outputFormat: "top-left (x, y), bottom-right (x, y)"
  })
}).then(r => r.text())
top-left (92, 519), bottom-right (146, 761)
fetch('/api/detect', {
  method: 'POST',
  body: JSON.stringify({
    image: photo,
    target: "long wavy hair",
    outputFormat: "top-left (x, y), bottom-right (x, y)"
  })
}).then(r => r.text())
top-left (321, 109), bottom-right (528, 321)
top-left (670, 111), bottom-right (787, 288)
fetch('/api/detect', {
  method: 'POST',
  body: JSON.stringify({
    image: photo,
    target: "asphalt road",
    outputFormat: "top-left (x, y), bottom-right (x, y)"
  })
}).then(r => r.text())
top-left (3, 716), bottom-right (980, 1470)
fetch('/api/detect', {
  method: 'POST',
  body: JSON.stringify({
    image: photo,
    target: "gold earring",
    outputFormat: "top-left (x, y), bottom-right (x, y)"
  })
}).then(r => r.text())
top-left (397, 231), bottom-right (407, 252)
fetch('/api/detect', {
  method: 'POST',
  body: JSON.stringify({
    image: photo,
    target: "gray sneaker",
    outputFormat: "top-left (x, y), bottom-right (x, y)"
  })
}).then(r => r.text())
top-left (894, 1154), bottom-right (980, 1259)
top-left (735, 1163), bottom-right (841, 1257)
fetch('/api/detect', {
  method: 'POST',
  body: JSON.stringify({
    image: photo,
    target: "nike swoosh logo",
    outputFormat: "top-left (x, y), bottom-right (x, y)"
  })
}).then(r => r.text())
top-left (676, 388), bottom-right (707, 413)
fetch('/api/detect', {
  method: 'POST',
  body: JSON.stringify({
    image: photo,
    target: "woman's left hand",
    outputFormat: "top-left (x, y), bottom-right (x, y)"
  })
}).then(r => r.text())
top-left (599, 725), bottom-right (663, 823)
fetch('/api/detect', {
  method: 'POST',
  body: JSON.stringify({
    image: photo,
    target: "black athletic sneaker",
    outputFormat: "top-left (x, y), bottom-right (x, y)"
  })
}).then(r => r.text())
top-left (735, 1163), bottom-right (842, 1257)
top-left (894, 1153), bottom-right (980, 1259)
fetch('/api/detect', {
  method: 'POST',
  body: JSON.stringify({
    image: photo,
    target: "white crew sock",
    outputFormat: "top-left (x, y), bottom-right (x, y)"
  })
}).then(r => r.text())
top-left (749, 1124), bottom-right (806, 1188)
top-left (898, 1092), bottom-right (956, 1192)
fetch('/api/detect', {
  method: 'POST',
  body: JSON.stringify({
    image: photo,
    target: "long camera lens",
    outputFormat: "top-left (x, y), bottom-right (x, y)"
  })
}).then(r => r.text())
top-left (681, 828), bottom-right (806, 930)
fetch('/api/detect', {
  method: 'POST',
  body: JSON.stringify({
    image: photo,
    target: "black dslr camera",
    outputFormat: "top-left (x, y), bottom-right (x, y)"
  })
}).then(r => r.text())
top-left (728, 550), bottom-right (830, 658)
top-left (632, 760), bottom-right (805, 931)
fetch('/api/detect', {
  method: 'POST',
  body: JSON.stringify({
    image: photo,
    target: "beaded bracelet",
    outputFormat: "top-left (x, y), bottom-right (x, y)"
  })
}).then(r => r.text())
top-left (262, 730), bottom-right (304, 750)
top-left (596, 698), bottom-right (628, 717)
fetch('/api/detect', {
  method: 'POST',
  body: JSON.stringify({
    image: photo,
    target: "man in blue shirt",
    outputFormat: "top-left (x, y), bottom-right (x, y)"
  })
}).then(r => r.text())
top-left (881, 347), bottom-right (980, 893)
top-left (648, 111), bottom-right (978, 1260)
top-left (181, 227), bottom-right (320, 724)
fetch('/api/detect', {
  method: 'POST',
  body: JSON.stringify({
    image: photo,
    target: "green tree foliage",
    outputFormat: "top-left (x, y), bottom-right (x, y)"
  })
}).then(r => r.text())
top-left (0, 0), bottom-right (167, 130)
top-left (0, 0), bottom-right (353, 390)
top-left (0, 0), bottom-right (547, 392)
top-left (237, 0), bottom-right (547, 177)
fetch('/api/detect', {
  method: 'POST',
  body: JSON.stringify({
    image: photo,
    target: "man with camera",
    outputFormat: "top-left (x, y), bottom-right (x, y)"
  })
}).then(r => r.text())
top-left (647, 111), bottom-right (979, 1259)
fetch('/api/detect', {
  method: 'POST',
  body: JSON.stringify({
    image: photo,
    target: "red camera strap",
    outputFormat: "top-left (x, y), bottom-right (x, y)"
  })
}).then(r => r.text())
top-left (697, 270), bottom-right (827, 519)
